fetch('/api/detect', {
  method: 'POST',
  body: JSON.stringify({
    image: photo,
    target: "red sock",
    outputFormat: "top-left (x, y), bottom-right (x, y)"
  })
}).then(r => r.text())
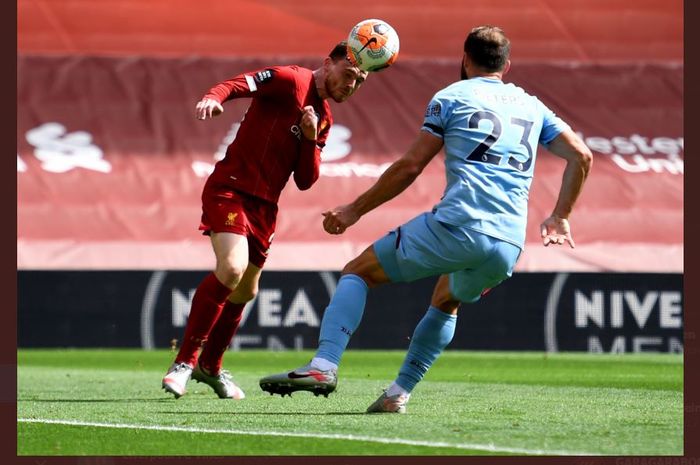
top-left (175, 273), bottom-right (232, 367)
top-left (198, 301), bottom-right (245, 375)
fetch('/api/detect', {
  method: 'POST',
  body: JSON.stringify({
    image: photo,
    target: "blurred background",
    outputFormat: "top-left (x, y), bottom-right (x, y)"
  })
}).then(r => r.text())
top-left (17, 0), bottom-right (683, 353)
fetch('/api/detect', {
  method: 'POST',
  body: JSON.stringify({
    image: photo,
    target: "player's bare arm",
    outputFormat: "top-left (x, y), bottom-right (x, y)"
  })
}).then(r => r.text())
top-left (323, 131), bottom-right (443, 235)
top-left (195, 98), bottom-right (224, 120)
top-left (540, 128), bottom-right (593, 247)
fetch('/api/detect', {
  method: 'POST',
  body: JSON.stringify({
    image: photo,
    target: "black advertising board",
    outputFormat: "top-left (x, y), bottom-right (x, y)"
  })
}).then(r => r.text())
top-left (18, 271), bottom-right (683, 353)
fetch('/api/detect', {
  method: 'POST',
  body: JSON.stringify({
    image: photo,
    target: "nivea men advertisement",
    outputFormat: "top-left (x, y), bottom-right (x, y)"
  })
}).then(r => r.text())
top-left (18, 271), bottom-right (683, 353)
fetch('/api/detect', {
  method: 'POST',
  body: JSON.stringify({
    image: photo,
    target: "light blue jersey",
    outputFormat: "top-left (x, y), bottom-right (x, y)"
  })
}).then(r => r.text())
top-left (422, 77), bottom-right (570, 249)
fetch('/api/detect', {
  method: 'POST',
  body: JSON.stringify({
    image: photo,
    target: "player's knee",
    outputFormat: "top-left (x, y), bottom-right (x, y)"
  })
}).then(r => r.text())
top-left (340, 266), bottom-right (371, 286)
top-left (341, 258), bottom-right (362, 276)
top-left (231, 285), bottom-right (258, 303)
top-left (215, 262), bottom-right (246, 288)
top-left (431, 297), bottom-right (460, 314)
top-left (341, 250), bottom-right (388, 288)
top-left (340, 263), bottom-right (381, 288)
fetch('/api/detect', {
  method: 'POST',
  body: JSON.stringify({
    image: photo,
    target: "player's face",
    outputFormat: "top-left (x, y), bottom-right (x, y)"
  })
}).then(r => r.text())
top-left (325, 58), bottom-right (368, 103)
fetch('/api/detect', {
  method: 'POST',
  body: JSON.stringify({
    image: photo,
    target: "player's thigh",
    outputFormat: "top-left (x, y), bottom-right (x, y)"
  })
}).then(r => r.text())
top-left (373, 212), bottom-right (471, 284)
top-left (210, 232), bottom-right (250, 277)
top-left (449, 240), bottom-right (521, 303)
top-left (228, 263), bottom-right (262, 303)
top-left (343, 245), bottom-right (391, 288)
top-left (242, 195), bottom-right (278, 269)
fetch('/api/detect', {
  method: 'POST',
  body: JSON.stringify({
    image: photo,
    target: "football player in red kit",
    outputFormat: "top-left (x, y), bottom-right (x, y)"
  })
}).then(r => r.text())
top-left (162, 42), bottom-right (368, 399)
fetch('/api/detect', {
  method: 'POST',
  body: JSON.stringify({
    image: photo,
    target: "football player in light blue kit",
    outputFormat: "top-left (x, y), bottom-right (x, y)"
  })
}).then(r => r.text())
top-left (260, 26), bottom-right (592, 412)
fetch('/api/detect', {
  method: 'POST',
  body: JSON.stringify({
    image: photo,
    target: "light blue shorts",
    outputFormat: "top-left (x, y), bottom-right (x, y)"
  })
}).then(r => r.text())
top-left (373, 212), bottom-right (521, 303)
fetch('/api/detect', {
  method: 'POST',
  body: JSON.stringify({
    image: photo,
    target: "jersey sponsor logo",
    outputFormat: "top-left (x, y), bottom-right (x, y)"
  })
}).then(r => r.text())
top-left (290, 124), bottom-right (302, 140)
top-left (291, 112), bottom-right (324, 141)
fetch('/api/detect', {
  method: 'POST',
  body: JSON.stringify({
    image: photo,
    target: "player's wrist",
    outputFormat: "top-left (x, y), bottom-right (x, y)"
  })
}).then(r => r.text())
top-left (202, 95), bottom-right (221, 104)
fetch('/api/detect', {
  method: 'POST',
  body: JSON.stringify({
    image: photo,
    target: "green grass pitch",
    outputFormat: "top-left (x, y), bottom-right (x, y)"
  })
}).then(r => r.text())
top-left (17, 349), bottom-right (683, 456)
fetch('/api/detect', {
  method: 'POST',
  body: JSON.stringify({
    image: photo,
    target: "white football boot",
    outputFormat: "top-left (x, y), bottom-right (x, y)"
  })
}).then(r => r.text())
top-left (162, 362), bottom-right (193, 399)
top-left (191, 364), bottom-right (245, 400)
top-left (366, 390), bottom-right (410, 414)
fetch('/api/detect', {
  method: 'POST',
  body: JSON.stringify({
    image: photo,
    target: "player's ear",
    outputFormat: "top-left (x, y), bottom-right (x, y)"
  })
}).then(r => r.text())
top-left (502, 59), bottom-right (511, 76)
top-left (322, 56), bottom-right (333, 72)
top-left (460, 53), bottom-right (469, 80)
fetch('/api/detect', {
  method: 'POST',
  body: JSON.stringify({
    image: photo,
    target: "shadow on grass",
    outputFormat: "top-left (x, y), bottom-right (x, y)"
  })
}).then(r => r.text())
top-left (18, 398), bottom-right (173, 403)
top-left (157, 410), bottom-right (369, 416)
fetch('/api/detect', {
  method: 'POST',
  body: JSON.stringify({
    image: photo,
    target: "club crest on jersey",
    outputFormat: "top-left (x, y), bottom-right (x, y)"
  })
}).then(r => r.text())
top-left (224, 212), bottom-right (238, 226)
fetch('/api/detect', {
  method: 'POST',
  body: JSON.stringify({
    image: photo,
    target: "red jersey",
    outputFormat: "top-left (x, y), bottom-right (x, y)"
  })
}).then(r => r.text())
top-left (203, 65), bottom-right (332, 203)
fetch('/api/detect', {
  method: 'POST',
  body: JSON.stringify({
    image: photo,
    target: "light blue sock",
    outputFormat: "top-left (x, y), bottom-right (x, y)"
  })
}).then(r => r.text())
top-left (396, 306), bottom-right (457, 392)
top-left (315, 274), bottom-right (369, 366)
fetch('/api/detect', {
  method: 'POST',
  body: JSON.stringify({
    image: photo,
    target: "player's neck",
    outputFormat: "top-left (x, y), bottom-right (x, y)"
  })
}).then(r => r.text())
top-left (465, 59), bottom-right (506, 81)
top-left (312, 69), bottom-right (329, 99)
top-left (470, 71), bottom-right (503, 81)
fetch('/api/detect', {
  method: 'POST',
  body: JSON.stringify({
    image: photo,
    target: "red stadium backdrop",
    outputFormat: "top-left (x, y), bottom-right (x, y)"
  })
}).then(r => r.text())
top-left (17, 0), bottom-right (683, 272)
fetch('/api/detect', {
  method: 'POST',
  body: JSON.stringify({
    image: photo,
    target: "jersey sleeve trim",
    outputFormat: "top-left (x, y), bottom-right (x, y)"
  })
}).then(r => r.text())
top-left (422, 123), bottom-right (444, 137)
top-left (244, 75), bottom-right (257, 92)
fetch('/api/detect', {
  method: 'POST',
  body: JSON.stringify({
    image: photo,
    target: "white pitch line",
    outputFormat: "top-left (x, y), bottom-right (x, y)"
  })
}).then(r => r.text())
top-left (18, 418), bottom-right (599, 456)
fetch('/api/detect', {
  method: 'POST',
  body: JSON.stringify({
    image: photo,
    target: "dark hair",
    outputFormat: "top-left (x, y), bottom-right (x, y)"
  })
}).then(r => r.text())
top-left (329, 41), bottom-right (350, 62)
top-left (464, 26), bottom-right (510, 72)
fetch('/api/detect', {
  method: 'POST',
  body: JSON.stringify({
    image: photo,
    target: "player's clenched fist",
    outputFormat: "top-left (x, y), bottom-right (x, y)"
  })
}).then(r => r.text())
top-left (300, 105), bottom-right (319, 141)
top-left (322, 205), bottom-right (360, 235)
top-left (196, 98), bottom-right (224, 120)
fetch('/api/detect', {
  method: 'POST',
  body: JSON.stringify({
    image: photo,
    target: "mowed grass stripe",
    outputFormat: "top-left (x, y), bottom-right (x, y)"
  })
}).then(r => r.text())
top-left (18, 418), bottom-right (599, 456)
top-left (18, 349), bottom-right (682, 391)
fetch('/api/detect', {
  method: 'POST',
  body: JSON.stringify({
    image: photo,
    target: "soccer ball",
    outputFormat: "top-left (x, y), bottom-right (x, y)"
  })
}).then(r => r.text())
top-left (346, 19), bottom-right (400, 72)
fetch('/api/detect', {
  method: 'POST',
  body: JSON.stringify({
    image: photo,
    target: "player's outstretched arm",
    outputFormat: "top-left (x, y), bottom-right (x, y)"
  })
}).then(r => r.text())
top-left (322, 131), bottom-right (443, 235)
top-left (540, 128), bottom-right (593, 247)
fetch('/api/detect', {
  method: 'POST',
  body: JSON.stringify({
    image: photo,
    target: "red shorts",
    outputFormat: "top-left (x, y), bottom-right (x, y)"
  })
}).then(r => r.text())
top-left (199, 184), bottom-right (278, 268)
